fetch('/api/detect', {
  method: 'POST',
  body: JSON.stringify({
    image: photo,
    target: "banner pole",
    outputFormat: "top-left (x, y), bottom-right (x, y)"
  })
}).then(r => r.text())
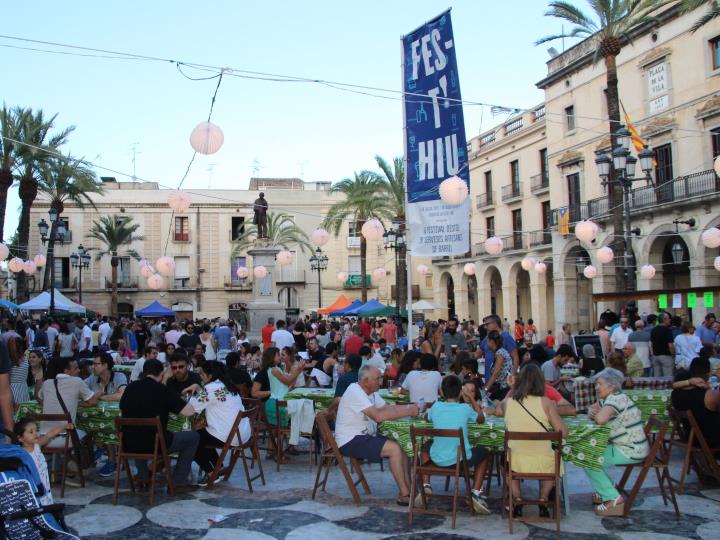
top-left (400, 36), bottom-right (413, 346)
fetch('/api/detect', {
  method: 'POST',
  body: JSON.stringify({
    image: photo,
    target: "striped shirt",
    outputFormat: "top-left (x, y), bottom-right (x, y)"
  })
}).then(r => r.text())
top-left (600, 392), bottom-right (649, 460)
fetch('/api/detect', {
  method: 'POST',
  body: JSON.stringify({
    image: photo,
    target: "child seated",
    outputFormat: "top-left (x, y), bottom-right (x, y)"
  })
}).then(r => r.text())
top-left (14, 417), bottom-right (73, 505)
top-left (418, 374), bottom-right (492, 515)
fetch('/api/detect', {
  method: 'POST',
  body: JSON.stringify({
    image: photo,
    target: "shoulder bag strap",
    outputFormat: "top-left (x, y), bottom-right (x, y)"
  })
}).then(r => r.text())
top-left (52, 378), bottom-right (82, 447)
top-left (516, 398), bottom-right (551, 433)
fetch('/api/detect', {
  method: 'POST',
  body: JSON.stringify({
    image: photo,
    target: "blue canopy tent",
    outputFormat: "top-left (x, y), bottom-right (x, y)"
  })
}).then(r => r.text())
top-left (0, 299), bottom-right (18, 312)
top-left (329, 299), bottom-right (364, 317)
top-left (135, 300), bottom-right (175, 318)
top-left (353, 299), bottom-right (386, 316)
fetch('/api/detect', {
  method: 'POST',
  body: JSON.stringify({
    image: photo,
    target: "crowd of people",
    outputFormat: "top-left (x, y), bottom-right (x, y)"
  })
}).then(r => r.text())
top-left (0, 307), bottom-right (718, 519)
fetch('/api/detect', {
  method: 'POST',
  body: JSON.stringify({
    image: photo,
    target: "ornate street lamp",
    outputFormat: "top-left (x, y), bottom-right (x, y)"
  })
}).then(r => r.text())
top-left (309, 247), bottom-right (328, 310)
top-left (70, 243), bottom-right (91, 304)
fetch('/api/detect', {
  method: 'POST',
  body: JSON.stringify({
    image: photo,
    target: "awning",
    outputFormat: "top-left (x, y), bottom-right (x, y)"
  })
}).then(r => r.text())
top-left (135, 300), bottom-right (176, 317)
top-left (318, 294), bottom-right (352, 315)
top-left (17, 290), bottom-right (86, 314)
top-left (354, 299), bottom-right (386, 315)
top-left (330, 299), bottom-right (364, 316)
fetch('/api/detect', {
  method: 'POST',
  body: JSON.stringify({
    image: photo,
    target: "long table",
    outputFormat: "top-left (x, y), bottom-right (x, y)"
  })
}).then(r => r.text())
top-left (284, 387), bottom-right (409, 409)
top-left (380, 414), bottom-right (611, 472)
top-left (573, 377), bottom-right (673, 411)
top-left (17, 401), bottom-right (189, 445)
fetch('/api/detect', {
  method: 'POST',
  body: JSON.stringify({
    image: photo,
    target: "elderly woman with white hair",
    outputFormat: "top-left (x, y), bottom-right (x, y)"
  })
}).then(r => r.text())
top-left (584, 368), bottom-right (649, 517)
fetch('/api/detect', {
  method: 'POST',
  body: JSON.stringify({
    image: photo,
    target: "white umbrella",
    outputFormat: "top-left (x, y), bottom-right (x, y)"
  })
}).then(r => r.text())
top-left (412, 300), bottom-right (444, 311)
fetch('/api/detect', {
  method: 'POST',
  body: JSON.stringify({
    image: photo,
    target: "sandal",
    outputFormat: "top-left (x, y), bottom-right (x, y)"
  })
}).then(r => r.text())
top-left (538, 498), bottom-right (550, 518)
top-left (592, 494), bottom-right (603, 505)
top-left (396, 495), bottom-right (410, 506)
top-left (595, 496), bottom-right (625, 517)
top-left (505, 497), bottom-right (523, 518)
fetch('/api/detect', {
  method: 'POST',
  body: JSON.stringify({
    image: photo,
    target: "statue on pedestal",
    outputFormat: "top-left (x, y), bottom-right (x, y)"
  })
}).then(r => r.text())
top-left (253, 192), bottom-right (269, 239)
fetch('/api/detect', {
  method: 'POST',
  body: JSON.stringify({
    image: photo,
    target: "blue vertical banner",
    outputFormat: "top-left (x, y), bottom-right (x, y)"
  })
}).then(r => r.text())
top-left (403, 10), bottom-right (469, 256)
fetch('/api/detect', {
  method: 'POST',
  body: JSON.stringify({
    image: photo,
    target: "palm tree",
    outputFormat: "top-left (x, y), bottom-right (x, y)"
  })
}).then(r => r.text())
top-left (230, 212), bottom-right (313, 258)
top-left (375, 155), bottom-right (408, 311)
top-left (322, 171), bottom-right (393, 302)
top-left (680, 0), bottom-right (720, 32)
top-left (37, 153), bottom-right (103, 290)
top-left (87, 216), bottom-right (143, 318)
top-left (536, 0), bottom-right (661, 291)
top-left (0, 106), bottom-right (29, 243)
top-left (14, 110), bottom-right (74, 302)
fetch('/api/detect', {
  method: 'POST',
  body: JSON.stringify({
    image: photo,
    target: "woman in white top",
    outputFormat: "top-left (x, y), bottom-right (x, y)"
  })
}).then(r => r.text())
top-left (187, 360), bottom-right (251, 485)
top-left (401, 353), bottom-right (442, 404)
top-left (673, 321), bottom-right (702, 370)
top-left (57, 323), bottom-right (77, 359)
top-left (199, 324), bottom-right (217, 361)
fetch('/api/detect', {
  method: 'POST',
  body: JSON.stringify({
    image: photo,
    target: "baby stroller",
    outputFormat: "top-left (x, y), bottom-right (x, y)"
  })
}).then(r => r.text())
top-left (0, 429), bottom-right (78, 540)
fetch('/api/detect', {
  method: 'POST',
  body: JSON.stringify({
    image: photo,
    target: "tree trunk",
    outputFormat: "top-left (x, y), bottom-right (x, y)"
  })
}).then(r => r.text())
top-left (604, 53), bottom-right (627, 293)
top-left (41, 202), bottom-right (64, 292)
top-left (397, 245), bottom-right (407, 310)
top-left (15, 175), bottom-right (38, 303)
top-left (0, 168), bottom-right (13, 242)
top-left (110, 254), bottom-right (119, 318)
top-left (360, 232), bottom-right (368, 303)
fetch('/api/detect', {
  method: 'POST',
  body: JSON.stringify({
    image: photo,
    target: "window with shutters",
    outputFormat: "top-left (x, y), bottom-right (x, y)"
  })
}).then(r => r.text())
top-left (174, 256), bottom-right (190, 288)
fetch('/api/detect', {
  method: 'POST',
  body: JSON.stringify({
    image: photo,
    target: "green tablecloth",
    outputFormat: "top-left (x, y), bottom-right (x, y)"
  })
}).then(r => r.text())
top-left (380, 414), bottom-right (611, 472)
top-left (17, 401), bottom-right (191, 445)
top-left (112, 365), bottom-right (134, 377)
top-left (285, 387), bottom-right (409, 409)
top-left (624, 389), bottom-right (671, 420)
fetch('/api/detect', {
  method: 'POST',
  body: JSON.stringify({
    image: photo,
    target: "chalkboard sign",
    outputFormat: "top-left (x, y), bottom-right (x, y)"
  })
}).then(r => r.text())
top-left (571, 334), bottom-right (603, 361)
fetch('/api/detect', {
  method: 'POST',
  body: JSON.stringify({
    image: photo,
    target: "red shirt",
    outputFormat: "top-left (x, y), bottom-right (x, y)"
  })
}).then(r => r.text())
top-left (261, 324), bottom-right (274, 348)
top-left (360, 321), bottom-right (371, 339)
top-left (546, 335), bottom-right (555, 348)
top-left (344, 335), bottom-right (364, 356)
top-left (514, 324), bottom-right (524, 341)
top-left (383, 322), bottom-right (397, 344)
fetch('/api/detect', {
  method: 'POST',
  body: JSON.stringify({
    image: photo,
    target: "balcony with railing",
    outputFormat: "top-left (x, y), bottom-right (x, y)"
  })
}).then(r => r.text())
top-left (528, 229), bottom-right (553, 247)
top-left (501, 182), bottom-right (523, 203)
top-left (475, 234), bottom-right (525, 256)
top-left (276, 269), bottom-right (306, 284)
top-left (530, 173), bottom-right (549, 194)
top-left (505, 117), bottom-right (524, 135)
top-left (587, 169), bottom-right (719, 220)
top-left (476, 191), bottom-right (495, 210)
top-left (172, 277), bottom-right (192, 289)
top-left (104, 275), bottom-right (139, 289)
top-left (550, 204), bottom-right (588, 226)
top-left (224, 276), bottom-right (253, 289)
top-left (347, 236), bottom-right (361, 249)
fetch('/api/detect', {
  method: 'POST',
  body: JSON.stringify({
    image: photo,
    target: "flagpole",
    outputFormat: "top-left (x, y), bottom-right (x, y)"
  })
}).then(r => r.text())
top-left (401, 36), bottom-right (413, 347)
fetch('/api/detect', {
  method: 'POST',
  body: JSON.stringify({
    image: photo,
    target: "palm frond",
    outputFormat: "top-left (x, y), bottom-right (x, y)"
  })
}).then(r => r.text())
top-left (230, 212), bottom-right (312, 258)
top-left (38, 153), bottom-right (103, 212)
top-left (87, 215), bottom-right (144, 261)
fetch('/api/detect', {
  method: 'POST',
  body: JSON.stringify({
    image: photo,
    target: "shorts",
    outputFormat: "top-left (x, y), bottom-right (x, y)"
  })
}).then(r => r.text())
top-left (339, 434), bottom-right (387, 462)
top-left (425, 440), bottom-right (488, 468)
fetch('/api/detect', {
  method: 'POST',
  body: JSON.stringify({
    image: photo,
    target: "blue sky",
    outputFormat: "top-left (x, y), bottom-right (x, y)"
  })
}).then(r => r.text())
top-left (1, 0), bottom-right (576, 236)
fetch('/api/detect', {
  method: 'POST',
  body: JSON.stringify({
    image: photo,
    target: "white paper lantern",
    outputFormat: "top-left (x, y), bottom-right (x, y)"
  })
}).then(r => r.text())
top-left (236, 266), bottom-right (249, 279)
top-left (189, 121), bottom-right (224, 155)
top-left (521, 257), bottom-right (536, 271)
top-left (361, 219), bottom-right (384, 241)
top-left (534, 261), bottom-right (547, 273)
top-left (416, 264), bottom-right (429, 275)
top-left (310, 228), bottom-right (330, 247)
top-left (485, 236), bottom-right (504, 256)
top-left (597, 246), bottom-right (614, 264)
top-left (715, 156), bottom-right (720, 177)
top-left (372, 267), bottom-right (387, 281)
top-left (167, 190), bottom-right (191, 213)
top-left (575, 220), bottom-right (599, 243)
top-left (463, 262), bottom-right (476, 275)
top-left (33, 254), bottom-right (46, 268)
top-left (147, 273), bottom-right (164, 290)
top-left (337, 271), bottom-right (349, 283)
top-left (583, 265), bottom-right (598, 279)
top-left (640, 264), bottom-right (656, 279)
top-left (140, 265), bottom-right (155, 279)
top-left (276, 250), bottom-right (293, 266)
top-left (8, 257), bottom-right (23, 273)
top-left (0, 243), bottom-right (8, 261)
top-left (254, 265), bottom-right (268, 279)
top-left (438, 175), bottom-right (468, 206)
top-left (701, 227), bottom-right (720, 249)
top-left (155, 256), bottom-right (176, 277)
top-left (23, 260), bottom-right (37, 274)
top-left (714, 256), bottom-right (720, 272)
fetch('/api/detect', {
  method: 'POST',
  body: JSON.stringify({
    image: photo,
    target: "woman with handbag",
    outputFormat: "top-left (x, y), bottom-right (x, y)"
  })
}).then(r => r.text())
top-left (185, 360), bottom-right (251, 486)
top-left (504, 363), bottom-right (568, 517)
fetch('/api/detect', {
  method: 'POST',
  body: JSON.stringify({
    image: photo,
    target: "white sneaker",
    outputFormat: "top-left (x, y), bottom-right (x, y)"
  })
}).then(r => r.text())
top-left (472, 492), bottom-right (491, 515)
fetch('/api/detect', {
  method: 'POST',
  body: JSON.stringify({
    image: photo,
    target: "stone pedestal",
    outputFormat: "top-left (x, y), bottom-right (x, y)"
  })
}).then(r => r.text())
top-left (246, 242), bottom-right (286, 338)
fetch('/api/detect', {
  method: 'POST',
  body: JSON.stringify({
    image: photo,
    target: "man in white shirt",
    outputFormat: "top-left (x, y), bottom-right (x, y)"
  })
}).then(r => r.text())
top-left (130, 345), bottom-right (159, 382)
top-left (98, 318), bottom-right (112, 347)
top-left (271, 320), bottom-right (295, 350)
top-left (75, 318), bottom-right (93, 360)
top-left (46, 321), bottom-right (59, 355)
top-left (164, 323), bottom-right (183, 346)
top-left (334, 365), bottom-right (419, 505)
top-left (610, 317), bottom-right (633, 352)
top-left (401, 353), bottom-right (442, 403)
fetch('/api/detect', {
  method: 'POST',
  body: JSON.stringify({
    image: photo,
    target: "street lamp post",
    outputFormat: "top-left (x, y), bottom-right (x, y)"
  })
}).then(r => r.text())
top-left (383, 221), bottom-right (406, 318)
top-left (595, 127), bottom-right (654, 292)
top-left (70, 243), bottom-right (91, 304)
top-left (38, 208), bottom-right (67, 315)
top-left (309, 247), bottom-right (328, 310)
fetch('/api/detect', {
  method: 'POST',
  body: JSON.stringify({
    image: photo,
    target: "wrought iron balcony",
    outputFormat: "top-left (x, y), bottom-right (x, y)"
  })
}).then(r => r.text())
top-left (501, 182), bottom-right (523, 202)
top-left (550, 204), bottom-right (588, 226)
top-left (530, 173), bottom-right (549, 194)
top-left (276, 269), bottom-right (306, 284)
top-left (476, 192), bottom-right (495, 210)
top-left (528, 230), bottom-right (553, 247)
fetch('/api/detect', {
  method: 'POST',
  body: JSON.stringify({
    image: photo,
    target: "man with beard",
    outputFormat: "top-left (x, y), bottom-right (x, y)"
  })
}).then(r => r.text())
top-left (442, 318), bottom-right (468, 353)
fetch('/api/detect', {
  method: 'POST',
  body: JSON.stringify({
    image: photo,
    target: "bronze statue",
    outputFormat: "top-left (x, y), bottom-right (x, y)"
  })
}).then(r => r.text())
top-left (253, 192), bottom-right (269, 239)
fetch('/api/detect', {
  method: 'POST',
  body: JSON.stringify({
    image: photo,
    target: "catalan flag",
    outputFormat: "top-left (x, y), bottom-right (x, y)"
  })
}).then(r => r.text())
top-left (621, 101), bottom-right (657, 167)
top-left (558, 207), bottom-right (570, 236)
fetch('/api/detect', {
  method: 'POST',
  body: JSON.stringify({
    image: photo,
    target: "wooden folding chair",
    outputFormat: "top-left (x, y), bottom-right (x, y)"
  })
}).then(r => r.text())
top-left (113, 417), bottom-right (175, 506)
top-left (31, 412), bottom-right (86, 498)
top-left (312, 410), bottom-right (371, 504)
top-left (241, 397), bottom-right (276, 461)
top-left (616, 416), bottom-right (679, 517)
top-left (667, 407), bottom-right (720, 491)
top-left (203, 407), bottom-right (266, 492)
top-left (273, 399), bottom-right (316, 471)
top-left (408, 426), bottom-right (475, 529)
top-left (502, 431), bottom-right (563, 533)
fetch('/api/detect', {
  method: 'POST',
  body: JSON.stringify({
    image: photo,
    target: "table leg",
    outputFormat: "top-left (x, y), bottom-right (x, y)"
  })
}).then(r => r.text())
top-left (563, 472), bottom-right (571, 515)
